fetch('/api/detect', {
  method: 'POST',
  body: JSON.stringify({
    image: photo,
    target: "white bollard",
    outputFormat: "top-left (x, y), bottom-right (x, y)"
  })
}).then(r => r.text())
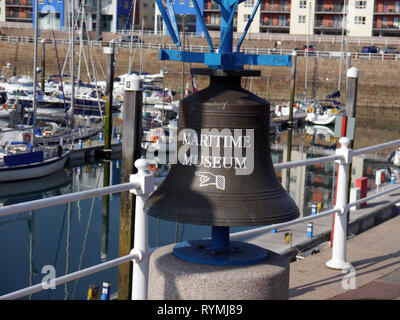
top-left (375, 169), bottom-right (385, 191)
top-left (349, 187), bottom-right (361, 211)
top-left (326, 137), bottom-right (353, 270)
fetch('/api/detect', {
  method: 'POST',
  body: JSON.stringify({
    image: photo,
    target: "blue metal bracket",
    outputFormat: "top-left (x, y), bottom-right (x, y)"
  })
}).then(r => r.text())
top-left (155, 0), bottom-right (181, 46)
top-left (160, 49), bottom-right (292, 69)
top-left (236, 0), bottom-right (262, 52)
top-left (173, 226), bottom-right (268, 266)
top-left (192, 0), bottom-right (214, 53)
top-left (155, 0), bottom-right (292, 69)
top-left (153, 0), bottom-right (292, 266)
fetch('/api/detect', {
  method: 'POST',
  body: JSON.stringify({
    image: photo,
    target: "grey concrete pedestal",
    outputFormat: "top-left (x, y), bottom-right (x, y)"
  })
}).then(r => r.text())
top-left (148, 243), bottom-right (289, 300)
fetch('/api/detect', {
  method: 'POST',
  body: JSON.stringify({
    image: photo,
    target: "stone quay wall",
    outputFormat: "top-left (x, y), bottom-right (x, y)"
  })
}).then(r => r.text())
top-left (0, 30), bottom-right (399, 110)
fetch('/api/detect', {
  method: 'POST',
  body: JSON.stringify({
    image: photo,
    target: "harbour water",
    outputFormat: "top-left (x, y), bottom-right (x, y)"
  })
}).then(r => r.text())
top-left (0, 112), bottom-right (398, 300)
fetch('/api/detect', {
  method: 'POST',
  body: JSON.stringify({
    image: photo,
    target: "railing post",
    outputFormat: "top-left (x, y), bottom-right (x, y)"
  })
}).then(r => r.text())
top-left (326, 137), bottom-right (353, 270)
top-left (130, 159), bottom-right (154, 300)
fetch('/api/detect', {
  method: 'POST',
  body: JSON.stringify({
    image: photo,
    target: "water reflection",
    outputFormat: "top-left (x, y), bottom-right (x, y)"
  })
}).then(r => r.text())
top-left (0, 112), bottom-right (399, 299)
top-left (0, 159), bottom-right (123, 300)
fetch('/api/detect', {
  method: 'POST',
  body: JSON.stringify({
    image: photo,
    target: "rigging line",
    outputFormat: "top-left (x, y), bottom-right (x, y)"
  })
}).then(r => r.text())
top-left (113, 0), bottom-right (135, 67)
top-left (185, 28), bottom-right (195, 94)
top-left (128, 0), bottom-right (138, 74)
top-left (48, 14), bottom-right (70, 122)
top-left (64, 199), bottom-right (72, 300)
top-left (76, 1), bottom-right (92, 87)
top-left (71, 172), bottom-right (102, 299)
top-left (61, 1), bottom-right (83, 80)
top-left (93, 47), bottom-right (106, 81)
top-left (83, 13), bottom-right (104, 121)
top-left (46, 201), bottom-right (68, 300)
top-left (27, 211), bottom-right (34, 300)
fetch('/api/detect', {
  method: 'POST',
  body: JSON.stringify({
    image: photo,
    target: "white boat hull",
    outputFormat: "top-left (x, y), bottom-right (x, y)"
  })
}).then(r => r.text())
top-left (0, 151), bottom-right (70, 183)
top-left (0, 109), bottom-right (10, 118)
top-left (305, 113), bottom-right (337, 125)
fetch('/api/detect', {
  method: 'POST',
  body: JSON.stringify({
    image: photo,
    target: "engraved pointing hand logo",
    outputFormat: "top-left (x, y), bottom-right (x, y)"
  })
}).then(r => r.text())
top-left (195, 172), bottom-right (226, 190)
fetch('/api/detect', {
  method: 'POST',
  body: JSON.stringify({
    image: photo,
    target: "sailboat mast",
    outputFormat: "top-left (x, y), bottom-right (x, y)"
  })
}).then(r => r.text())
top-left (70, 0), bottom-right (75, 128)
top-left (77, 0), bottom-right (85, 95)
top-left (338, 0), bottom-right (347, 92)
top-left (32, 0), bottom-right (39, 147)
top-left (139, 19), bottom-right (144, 75)
top-left (128, 0), bottom-right (137, 74)
top-left (304, 0), bottom-right (311, 99)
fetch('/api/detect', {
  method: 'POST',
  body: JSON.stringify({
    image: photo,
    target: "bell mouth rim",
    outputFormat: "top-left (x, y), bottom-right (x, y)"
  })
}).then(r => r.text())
top-left (190, 68), bottom-right (261, 78)
top-left (144, 205), bottom-right (300, 227)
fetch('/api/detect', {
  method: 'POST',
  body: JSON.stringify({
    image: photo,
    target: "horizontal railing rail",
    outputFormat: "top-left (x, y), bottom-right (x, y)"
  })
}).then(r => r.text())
top-left (0, 251), bottom-right (141, 300)
top-left (0, 182), bottom-right (137, 218)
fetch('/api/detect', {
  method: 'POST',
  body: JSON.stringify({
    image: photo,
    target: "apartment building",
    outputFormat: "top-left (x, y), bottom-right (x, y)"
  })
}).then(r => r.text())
top-left (63, 0), bottom-right (134, 33)
top-left (138, 0), bottom-right (155, 30)
top-left (372, 0), bottom-right (400, 36)
top-left (0, 1), bottom-right (153, 33)
top-left (0, 0), bottom-right (34, 24)
top-left (63, 0), bottom-right (154, 32)
top-left (155, 0), bottom-right (206, 35)
top-left (155, 0), bottom-right (400, 38)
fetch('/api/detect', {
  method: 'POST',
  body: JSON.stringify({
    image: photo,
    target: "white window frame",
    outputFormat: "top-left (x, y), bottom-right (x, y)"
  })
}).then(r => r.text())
top-left (355, 1), bottom-right (367, 9)
top-left (354, 16), bottom-right (366, 24)
top-left (298, 15), bottom-right (306, 24)
top-left (299, 0), bottom-right (307, 9)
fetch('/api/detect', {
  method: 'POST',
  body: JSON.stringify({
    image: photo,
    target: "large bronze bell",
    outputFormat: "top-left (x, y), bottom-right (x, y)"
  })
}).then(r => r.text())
top-left (144, 69), bottom-right (299, 227)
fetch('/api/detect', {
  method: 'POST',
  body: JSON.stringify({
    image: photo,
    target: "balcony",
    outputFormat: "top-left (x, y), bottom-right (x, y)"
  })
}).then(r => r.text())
top-left (315, 5), bottom-right (344, 13)
top-left (374, 7), bottom-right (400, 14)
top-left (260, 20), bottom-right (290, 28)
top-left (203, 3), bottom-right (219, 11)
top-left (5, 0), bottom-right (33, 7)
top-left (373, 22), bottom-right (400, 30)
top-left (314, 21), bottom-right (343, 29)
top-left (260, 6), bottom-right (290, 13)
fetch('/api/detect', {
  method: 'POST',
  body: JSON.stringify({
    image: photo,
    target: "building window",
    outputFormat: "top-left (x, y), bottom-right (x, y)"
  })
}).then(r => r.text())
top-left (180, 0), bottom-right (185, 4)
top-left (354, 16), bottom-right (366, 24)
top-left (244, 0), bottom-right (255, 8)
top-left (243, 14), bottom-right (250, 22)
top-left (298, 15), bottom-right (306, 23)
top-left (299, 0), bottom-right (307, 9)
top-left (210, 13), bottom-right (219, 25)
top-left (355, 1), bottom-right (367, 9)
top-left (189, 0), bottom-right (194, 7)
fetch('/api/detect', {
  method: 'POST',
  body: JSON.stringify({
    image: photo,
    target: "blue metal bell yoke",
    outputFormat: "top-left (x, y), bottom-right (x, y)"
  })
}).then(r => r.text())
top-left (153, 0), bottom-right (293, 265)
top-left (155, 0), bottom-right (292, 69)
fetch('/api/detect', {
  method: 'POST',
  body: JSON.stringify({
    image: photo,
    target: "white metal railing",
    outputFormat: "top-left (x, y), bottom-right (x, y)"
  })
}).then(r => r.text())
top-left (1, 137), bottom-right (400, 300)
top-left (2, 22), bottom-right (400, 46)
top-left (0, 182), bottom-right (137, 218)
top-left (2, 35), bottom-right (400, 62)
